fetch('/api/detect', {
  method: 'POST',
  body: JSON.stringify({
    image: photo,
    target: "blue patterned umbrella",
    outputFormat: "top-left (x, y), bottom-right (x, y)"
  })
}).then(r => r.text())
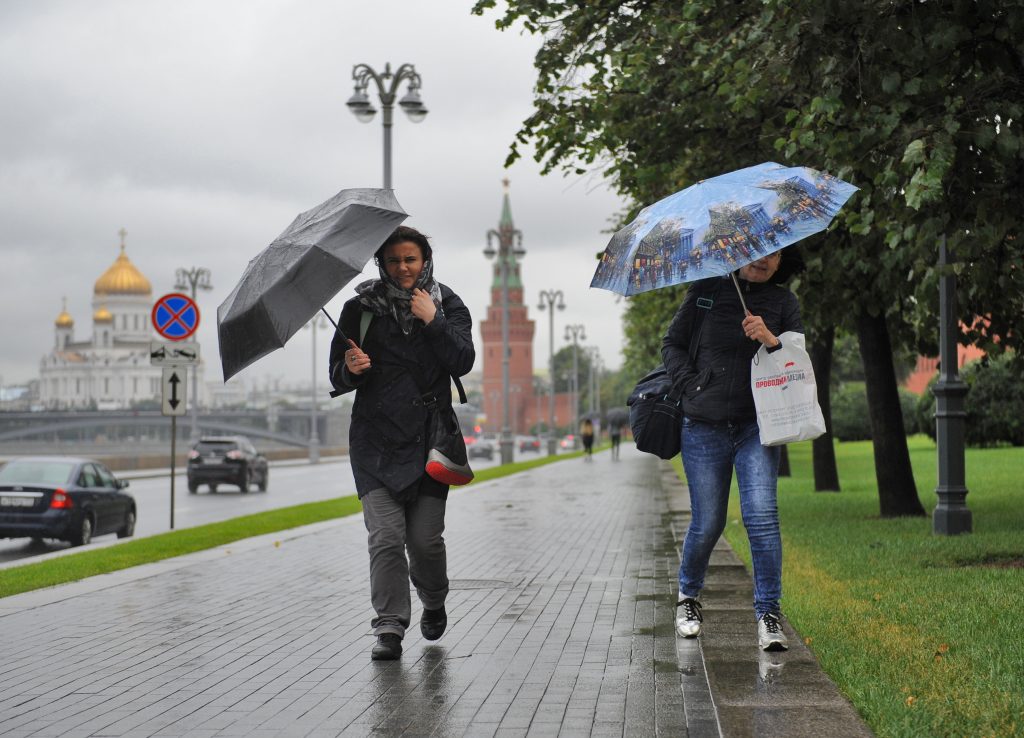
top-left (590, 162), bottom-right (858, 296)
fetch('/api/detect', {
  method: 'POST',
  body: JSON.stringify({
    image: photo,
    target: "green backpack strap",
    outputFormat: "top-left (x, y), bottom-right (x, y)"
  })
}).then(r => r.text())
top-left (359, 310), bottom-right (373, 346)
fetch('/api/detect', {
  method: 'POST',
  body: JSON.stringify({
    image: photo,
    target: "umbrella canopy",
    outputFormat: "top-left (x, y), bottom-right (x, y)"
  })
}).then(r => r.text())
top-left (605, 406), bottom-right (630, 427)
top-left (217, 188), bottom-right (407, 380)
top-left (591, 163), bottom-right (858, 296)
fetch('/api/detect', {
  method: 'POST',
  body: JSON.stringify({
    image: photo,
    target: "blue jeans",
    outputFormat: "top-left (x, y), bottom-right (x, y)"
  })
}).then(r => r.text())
top-left (678, 418), bottom-right (782, 619)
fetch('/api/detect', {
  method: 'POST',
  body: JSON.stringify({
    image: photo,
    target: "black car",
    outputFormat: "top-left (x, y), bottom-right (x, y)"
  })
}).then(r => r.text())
top-left (187, 436), bottom-right (268, 493)
top-left (0, 457), bottom-right (136, 546)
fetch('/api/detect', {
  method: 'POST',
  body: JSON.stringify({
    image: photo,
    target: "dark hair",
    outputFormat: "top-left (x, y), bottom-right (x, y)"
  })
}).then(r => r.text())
top-left (769, 246), bottom-right (805, 284)
top-left (376, 225), bottom-right (432, 262)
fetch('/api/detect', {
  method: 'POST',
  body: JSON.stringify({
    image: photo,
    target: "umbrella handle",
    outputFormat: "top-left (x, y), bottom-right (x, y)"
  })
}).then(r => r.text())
top-left (320, 307), bottom-right (351, 345)
top-left (729, 272), bottom-right (750, 316)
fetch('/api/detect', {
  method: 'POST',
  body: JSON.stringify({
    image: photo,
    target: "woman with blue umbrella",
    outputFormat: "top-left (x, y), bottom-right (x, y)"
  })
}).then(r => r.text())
top-left (662, 248), bottom-right (805, 652)
top-left (592, 163), bottom-right (857, 652)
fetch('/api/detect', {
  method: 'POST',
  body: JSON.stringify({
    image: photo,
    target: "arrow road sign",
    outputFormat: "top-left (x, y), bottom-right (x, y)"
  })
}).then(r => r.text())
top-left (150, 342), bottom-right (200, 366)
top-left (161, 367), bottom-right (187, 417)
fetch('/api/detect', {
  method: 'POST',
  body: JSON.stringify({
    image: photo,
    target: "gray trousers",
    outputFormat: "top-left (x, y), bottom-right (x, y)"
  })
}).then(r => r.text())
top-left (360, 487), bottom-right (449, 638)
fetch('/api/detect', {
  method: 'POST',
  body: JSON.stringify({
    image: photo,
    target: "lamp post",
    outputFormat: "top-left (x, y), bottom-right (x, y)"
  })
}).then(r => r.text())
top-left (564, 324), bottom-right (586, 444)
top-left (304, 314), bottom-right (328, 464)
top-left (174, 267), bottom-right (212, 443)
top-left (587, 346), bottom-right (602, 417)
top-left (933, 236), bottom-right (972, 534)
top-left (346, 63), bottom-right (428, 189)
top-left (533, 377), bottom-right (545, 436)
top-left (510, 384), bottom-right (523, 436)
top-left (537, 289), bottom-right (565, 455)
top-left (483, 185), bottom-right (525, 466)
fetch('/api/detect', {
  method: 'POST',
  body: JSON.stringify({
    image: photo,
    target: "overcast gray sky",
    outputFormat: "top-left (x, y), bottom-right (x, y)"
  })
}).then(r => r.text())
top-left (0, 0), bottom-right (628, 394)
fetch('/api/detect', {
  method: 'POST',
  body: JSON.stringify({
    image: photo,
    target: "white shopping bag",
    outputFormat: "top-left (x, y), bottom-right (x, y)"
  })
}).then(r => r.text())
top-left (750, 331), bottom-right (827, 446)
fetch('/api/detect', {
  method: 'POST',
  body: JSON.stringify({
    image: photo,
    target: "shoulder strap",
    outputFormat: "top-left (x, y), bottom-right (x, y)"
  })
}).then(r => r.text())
top-left (688, 279), bottom-right (723, 365)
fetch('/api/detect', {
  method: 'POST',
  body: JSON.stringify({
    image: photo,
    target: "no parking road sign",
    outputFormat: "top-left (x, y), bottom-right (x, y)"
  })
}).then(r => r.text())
top-left (152, 293), bottom-right (200, 341)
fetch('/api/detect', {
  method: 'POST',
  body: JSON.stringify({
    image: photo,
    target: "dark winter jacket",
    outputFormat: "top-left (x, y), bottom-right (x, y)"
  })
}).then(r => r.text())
top-left (328, 283), bottom-right (475, 500)
top-left (661, 276), bottom-right (803, 425)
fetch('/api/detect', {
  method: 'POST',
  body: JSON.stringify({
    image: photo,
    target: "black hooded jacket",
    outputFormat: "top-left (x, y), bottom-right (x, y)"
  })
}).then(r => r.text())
top-left (329, 283), bottom-right (475, 500)
top-left (661, 276), bottom-right (803, 425)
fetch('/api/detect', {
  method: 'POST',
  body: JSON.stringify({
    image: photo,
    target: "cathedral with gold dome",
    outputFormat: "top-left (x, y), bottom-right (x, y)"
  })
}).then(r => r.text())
top-left (39, 232), bottom-right (177, 409)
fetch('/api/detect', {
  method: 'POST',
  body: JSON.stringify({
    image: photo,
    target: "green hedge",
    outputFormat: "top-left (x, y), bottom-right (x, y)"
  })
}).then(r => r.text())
top-left (916, 355), bottom-right (1024, 446)
top-left (830, 383), bottom-right (924, 441)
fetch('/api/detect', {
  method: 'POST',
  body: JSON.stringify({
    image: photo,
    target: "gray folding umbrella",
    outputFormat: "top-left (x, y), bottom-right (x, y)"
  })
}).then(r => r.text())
top-left (217, 188), bottom-right (407, 380)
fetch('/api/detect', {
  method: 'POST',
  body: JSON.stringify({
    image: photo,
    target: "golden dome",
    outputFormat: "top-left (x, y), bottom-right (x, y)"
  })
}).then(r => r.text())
top-left (94, 239), bottom-right (152, 296)
top-left (93, 305), bottom-right (113, 323)
top-left (55, 298), bottom-right (74, 328)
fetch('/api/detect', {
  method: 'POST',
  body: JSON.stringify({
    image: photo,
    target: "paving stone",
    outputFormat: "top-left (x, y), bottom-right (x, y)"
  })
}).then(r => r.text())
top-left (0, 444), bottom-right (874, 737)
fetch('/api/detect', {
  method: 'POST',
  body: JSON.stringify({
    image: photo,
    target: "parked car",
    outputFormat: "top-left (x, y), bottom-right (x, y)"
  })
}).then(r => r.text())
top-left (519, 436), bottom-right (542, 453)
top-left (187, 436), bottom-right (268, 493)
top-left (468, 437), bottom-right (495, 460)
top-left (0, 456), bottom-right (136, 546)
top-left (559, 434), bottom-right (577, 450)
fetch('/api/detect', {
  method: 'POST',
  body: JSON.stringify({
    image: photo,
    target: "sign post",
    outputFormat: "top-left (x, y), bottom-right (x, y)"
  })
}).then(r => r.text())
top-left (152, 293), bottom-right (201, 531)
top-left (161, 367), bottom-right (187, 530)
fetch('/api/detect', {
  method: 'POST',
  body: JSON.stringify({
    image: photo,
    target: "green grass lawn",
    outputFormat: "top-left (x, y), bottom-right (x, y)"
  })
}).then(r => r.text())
top-left (680, 436), bottom-right (1023, 738)
top-left (0, 447), bottom-right (591, 600)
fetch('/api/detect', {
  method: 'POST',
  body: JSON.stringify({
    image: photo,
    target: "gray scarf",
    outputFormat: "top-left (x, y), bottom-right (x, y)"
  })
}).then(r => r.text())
top-left (355, 258), bottom-right (442, 335)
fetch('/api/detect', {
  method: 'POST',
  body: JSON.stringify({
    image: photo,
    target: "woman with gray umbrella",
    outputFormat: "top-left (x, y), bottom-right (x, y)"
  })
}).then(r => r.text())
top-left (329, 225), bottom-right (475, 661)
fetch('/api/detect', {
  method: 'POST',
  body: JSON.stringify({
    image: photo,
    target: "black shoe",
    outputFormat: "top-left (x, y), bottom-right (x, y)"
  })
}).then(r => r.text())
top-left (371, 633), bottom-right (402, 660)
top-left (420, 606), bottom-right (447, 641)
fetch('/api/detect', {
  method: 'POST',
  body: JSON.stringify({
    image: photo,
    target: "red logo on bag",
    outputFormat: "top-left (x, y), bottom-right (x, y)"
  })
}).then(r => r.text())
top-left (784, 361), bottom-right (795, 368)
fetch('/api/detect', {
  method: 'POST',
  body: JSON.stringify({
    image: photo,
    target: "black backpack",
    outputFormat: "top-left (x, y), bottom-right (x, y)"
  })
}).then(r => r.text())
top-left (627, 281), bottom-right (719, 459)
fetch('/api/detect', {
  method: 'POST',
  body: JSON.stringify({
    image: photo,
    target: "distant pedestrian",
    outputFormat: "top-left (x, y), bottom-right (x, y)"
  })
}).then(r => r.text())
top-left (609, 421), bottom-right (622, 460)
top-left (580, 418), bottom-right (594, 459)
top-left (329, 225), bottom-right (475, 661)
top-left (661, 248), bottom-right (804, 652)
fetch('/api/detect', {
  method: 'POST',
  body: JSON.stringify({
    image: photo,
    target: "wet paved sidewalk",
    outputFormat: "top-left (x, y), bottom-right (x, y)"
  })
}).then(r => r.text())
top-left (0, 445), bottom-right (871, 737)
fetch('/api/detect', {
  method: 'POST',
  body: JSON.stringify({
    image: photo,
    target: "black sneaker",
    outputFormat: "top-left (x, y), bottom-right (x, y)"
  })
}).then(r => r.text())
top-left (371, 633), bottom-right (402, 660)
top-left (420, 606), bottom-right (447, 641)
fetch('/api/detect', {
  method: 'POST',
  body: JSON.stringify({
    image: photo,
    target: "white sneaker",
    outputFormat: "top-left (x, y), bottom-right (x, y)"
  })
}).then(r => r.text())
top-left (675, 597), bottom-right (703, 638)
top-left (757, 612), bottom-right (789, 652)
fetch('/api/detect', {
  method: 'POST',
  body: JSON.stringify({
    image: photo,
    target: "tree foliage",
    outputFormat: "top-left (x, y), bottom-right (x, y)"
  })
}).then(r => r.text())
top-left (475, 0), bottom-right (1024, 516)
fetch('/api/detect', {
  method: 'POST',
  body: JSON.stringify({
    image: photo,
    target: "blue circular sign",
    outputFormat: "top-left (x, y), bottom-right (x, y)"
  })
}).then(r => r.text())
top-left (152, 293), bottom-right (200, 340)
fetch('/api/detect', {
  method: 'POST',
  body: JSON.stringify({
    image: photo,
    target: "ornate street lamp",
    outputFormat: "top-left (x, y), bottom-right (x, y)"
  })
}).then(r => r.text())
top-left (537, 289), bottom-right (566, 455)
top-left (346, 63), bottom-right (428, 189)
top-left (174, 267), bottom-right (212, 443)
top-left (304, 314), bottom-right (328, 464)
top-left (564, 324), bottom-right (586, 445)
top-left (484, 183), bottom-right (525, 465)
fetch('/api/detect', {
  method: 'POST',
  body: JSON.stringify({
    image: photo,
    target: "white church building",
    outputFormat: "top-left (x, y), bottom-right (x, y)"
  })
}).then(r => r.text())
top-left (39, 233), bottom-right (205, 410)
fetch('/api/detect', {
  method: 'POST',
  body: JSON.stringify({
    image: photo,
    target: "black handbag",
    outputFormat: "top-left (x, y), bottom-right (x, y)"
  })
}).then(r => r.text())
top-left (627, 366), bottom-right (684, 459)
top-left (627, 279), bottom-right (720, 459)
top-left (424, 401), bottom-right (474, 485)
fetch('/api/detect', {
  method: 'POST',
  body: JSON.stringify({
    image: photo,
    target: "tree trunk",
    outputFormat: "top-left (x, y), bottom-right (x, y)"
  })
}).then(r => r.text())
top-left (809, 326), bottom-right (840, 491)
top-left (777, 445), bottom-right (791, 476)
top-left (855, 310), bottom-right (926, 517)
